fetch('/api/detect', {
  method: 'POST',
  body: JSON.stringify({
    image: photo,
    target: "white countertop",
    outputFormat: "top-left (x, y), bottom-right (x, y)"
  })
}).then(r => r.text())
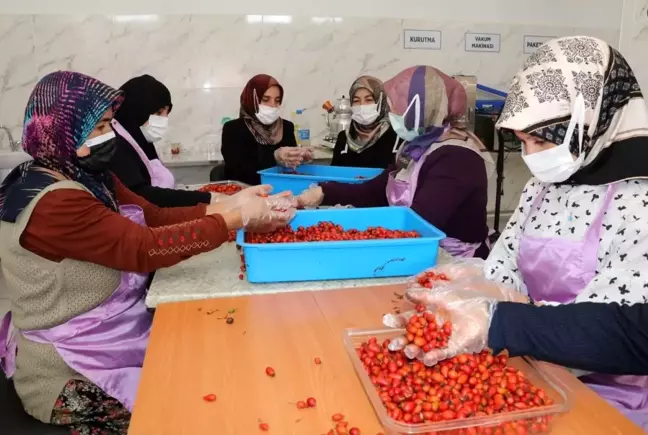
top-left (145, 243), bottom-right (452, 307)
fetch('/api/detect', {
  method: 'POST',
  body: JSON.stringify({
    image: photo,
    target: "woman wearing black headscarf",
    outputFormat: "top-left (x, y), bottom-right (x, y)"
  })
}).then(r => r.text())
top-left (109, 75), bottom-right (213, 207)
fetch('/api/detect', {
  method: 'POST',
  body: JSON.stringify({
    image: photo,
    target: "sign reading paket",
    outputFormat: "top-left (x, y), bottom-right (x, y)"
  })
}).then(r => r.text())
top-left (523, 36), bottom-right (555, 54)
top-left (465, 33), bottom-right (500, 53)
top-left (404, 30), bottom-right (442, 50)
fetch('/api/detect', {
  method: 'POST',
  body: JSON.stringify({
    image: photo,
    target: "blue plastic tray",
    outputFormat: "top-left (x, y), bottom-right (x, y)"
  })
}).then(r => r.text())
top-left (258, 164), bottom-right (383, 195)
top-left (236, 207), bottom-right (446, 283)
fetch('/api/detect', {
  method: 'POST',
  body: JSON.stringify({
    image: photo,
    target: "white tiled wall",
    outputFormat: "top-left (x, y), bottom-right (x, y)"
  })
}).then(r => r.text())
top-left (0, 4), bottom-right (622, 212)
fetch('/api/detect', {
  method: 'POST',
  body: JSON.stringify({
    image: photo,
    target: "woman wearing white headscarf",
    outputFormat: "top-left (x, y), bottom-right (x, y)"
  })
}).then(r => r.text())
top-left (386, 37), bottom-right (648, 430)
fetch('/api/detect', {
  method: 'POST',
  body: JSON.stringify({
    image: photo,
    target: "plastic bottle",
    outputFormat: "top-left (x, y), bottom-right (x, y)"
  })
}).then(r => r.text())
top-left (294, 109), bottom-right (311, 147)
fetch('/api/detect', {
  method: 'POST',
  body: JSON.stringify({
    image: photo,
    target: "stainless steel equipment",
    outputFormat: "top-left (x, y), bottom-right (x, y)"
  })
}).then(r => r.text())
top-left (452, 75), bottom-right (477, 132)
top-left (322, 95), bottom-right (353, 143)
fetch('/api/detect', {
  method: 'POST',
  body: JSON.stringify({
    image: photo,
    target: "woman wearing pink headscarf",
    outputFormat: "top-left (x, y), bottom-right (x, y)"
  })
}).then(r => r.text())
top-left (297, 66), bottom-right (494, 259)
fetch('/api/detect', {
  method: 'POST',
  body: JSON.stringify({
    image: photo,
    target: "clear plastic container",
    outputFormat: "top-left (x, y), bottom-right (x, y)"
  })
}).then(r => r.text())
top-left (342, 328), bottom-right (573, 435)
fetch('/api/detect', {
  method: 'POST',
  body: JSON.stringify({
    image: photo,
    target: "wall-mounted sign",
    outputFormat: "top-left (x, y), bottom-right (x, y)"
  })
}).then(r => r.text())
top-left (523, 36), bottom-right (555, 54)
top-left (403, 29), bottom-right (442, 50)
top-left (465, 33), bottom-right (500, 53)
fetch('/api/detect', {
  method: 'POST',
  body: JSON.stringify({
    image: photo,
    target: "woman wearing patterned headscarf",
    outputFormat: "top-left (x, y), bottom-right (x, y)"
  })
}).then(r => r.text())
top-left (330, 75), bottom-right (399, 168)
top-left (403, 37), bottom-right (648, 429)
top-left (222, 74), bottom-right (312, 185)
top-left (0, 72), bottom-right (294, 433)
top-left (297, 66), bottom-right (494, 259)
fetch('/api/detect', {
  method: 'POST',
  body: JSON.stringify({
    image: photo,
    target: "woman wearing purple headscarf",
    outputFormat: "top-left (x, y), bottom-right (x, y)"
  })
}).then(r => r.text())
top-left (0, 71), bottom-right (294, 433)
top-left (298, 66), bottom-right (494, 259)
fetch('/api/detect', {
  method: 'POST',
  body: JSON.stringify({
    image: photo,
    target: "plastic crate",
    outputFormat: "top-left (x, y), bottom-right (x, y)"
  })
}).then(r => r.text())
top-left (258, 164), bottom-right (383, 195)
top-left (236, 207), bottom-right (445, 283)
top-left (343, 327), bottom-right (573, 435)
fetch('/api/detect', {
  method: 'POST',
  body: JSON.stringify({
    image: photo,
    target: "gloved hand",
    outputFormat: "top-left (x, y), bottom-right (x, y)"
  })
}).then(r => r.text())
top-left (274, 147), bottom-right (303, 168)
top-left (407, 260), bottom-right (486, 291)
top-left (383, 288), bottom-right (498, 366)
top-left (210, 192), bottom-right (225, 204)
top-left (210, 185), bottom-right (272, 207)
top-left (296, 184), bottom-right (324, 208)
top-left (240, 195), bottom-right (296, 233)
top-left (406, 276), bottom-right (528, 306)
top-left (300, 147), bottom-right (314, 163)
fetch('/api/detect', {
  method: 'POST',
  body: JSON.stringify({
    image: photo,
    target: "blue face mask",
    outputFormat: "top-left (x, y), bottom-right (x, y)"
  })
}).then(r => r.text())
top-left (388, 94), bottom-right (422, 142)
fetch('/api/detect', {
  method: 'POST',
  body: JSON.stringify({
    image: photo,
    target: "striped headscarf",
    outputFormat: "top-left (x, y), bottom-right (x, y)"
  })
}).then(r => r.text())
top-left (346, 75), bottom-right (391, 153)
top-left (497, 36), bottom-right (648, 185)
top-left (0, 71), bottom-right (123, 222)
top-left (239, 74), bottom-right (284, 145)
top-left (384, 66), bottom-right (469, 164)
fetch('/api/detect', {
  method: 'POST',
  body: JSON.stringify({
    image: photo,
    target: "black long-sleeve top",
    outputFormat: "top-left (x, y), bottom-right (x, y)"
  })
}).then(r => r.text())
top-left (489, 302), bottom-right (648, 375)
top-left (109, 136), bottom-right (211, 207)
top-left (330, 128), bottom-right (400, 169)
top-left (222, 118), bottom-right (297, 186)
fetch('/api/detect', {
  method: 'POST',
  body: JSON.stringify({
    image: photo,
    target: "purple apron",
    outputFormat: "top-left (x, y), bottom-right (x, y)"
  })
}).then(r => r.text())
top-left (386, 146), bottom-right (484, 258)
top-left (112, 119), bottom-right (176, 189)
top-left (0, 204), bottom-right (152, 412)
top-left (518, 184), bottom-right (648, 430)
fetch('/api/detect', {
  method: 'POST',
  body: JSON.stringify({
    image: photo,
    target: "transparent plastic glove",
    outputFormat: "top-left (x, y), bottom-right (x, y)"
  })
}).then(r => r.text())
top-left (408, 259), bottom-right (486, 289)
top-left (221, 184), bottom-right (273, 208)
top-left (274, 147), bottom-right (303, 168)
top-left (240, 195), bottom-right (296, 233)
top-left (210, 192), bottom-right (225, 204)
top-left (383, 290), bottom-right (496, 366)
top-left (300, 147), bottom-right (314, 163)
top-left (296, 184), bottom-right (324, 208)
top-left (406, 277), bottom-right (528, 307)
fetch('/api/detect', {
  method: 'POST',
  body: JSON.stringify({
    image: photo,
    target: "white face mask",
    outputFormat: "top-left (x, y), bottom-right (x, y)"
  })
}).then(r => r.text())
top-left (84, 131), bottom-right (116, 148)
top-left (388, 94), bottom-right (422, 142)
top-left (140, 115), bottom-right (169, 143)
top-left (522, 95), bottom-right (586, 183)
top-left (351, 93), bottom-right (382, 126)
top-left (256, 104), bottom-right (281, 125)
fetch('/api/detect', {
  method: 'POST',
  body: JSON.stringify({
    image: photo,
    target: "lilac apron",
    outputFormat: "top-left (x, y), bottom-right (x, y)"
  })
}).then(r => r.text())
top-left (518, 184), bottom-right (648, 430)
top-left (386, 146), bottom-right (484, 258)
top-left (0, 204), bottom-right (152, 412)
top-left (112, 119), bottom-right (176, 189)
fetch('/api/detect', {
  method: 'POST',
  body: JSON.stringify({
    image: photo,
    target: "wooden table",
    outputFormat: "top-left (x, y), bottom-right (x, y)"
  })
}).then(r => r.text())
top-left (129, 285), bottom-right (643, 435)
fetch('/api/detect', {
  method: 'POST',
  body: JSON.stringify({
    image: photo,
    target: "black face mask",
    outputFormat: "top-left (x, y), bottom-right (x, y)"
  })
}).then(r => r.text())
top-left (78, 137), bottom-right (117, 173)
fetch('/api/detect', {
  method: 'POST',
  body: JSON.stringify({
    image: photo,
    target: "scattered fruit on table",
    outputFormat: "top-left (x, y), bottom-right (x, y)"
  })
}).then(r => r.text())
top-left (258, 421), bottom-right (270, 431)
top-left (404, 304), bottom-right (452, 351)
top-left (197, 183), bottom-right (244, 195)
top-left (306, 397), bottom-right (317, 407)
top-left (314, 357), bottom-right (322, 365)
top-left (202, 393), bottom-right (217, 402)
top-left (171, 145), bottom-right (180, 155)
top-left (356, 337), bottom-right (554, 432)
top-left (246, 221), bottom-right (420, 244)
top-left (296, 400), bottom-right (308, 409)
top-left (265, 366), bottom-right (276, 377)
top-left (226, 317), bottom-right (234, 324)
top-left (416, 269), bottom-right (451, 288)
top-left (332, 414), bottom-right (345, 422)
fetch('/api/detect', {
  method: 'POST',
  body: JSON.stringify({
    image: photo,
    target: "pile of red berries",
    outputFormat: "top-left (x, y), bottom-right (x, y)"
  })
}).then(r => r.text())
top-left (246, 221), bottom-right (420, 244)
top-left (405, 305), bottom-right (452, 351)
top-left (415, 270), bottom-right (451, 289)
top-left (197, 183), bottom-right (244, 195)
top-left (357, 338), bottom-right (553, 433)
